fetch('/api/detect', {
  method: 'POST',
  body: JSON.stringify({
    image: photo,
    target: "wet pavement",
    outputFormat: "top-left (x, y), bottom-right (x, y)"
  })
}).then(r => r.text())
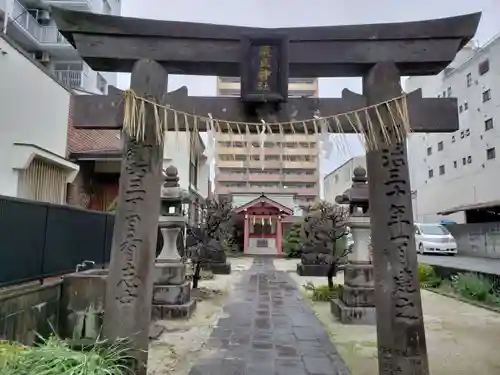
top-left (188, 258), bottom-right (350, 375)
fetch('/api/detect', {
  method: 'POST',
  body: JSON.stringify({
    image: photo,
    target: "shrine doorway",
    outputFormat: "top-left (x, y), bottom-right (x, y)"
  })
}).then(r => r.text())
top-left (234, 195), bottom-right (293, 256)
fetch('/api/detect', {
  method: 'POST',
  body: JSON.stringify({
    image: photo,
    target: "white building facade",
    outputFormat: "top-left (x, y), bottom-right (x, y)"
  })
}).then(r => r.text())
top-left (323, 155), bottom-right (366, 204)
top-left (406, 37), bottom-right (500, 223)
top-left (0, 0), bottom-right (120, 94)
top-left (0, 36), bottom-right (79, 204)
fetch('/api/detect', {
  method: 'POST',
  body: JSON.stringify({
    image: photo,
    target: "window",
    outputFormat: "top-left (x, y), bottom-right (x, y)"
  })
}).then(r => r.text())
top-left (452, 135), bottom-right (456, 143)
top-left (487, 147), bottom-right (496, 160)
top-left (479, 59), bottom-right (490, 75)
top-left (453, 160), bottom-right (457, 168)
top-left (428, 169), bottom-right (434, 178)
top-left (467, 156), bottom-right (472, 164)
top-left (485, 118), bottom-right (494, 131)
top-left (427, 147), bottom-right (432, 156)
top-left (464, 102), bottom-right (468, 111)
top-left (447, 87), bottom-right (452, 97)
top-left (460, 131), bottom-right (465, 139)
top-left (465, 129), bottom-right (470, 137)
top-left (466, 73), bottom-right (472, 87)
top-left (462, 157), bottom-right (467, 165)
top-left (439, 165), bottom-right (445, 175)
top-left (438, 141), bottom-right (444, 151)
top-left (483, 89), bottom-right (491, 102)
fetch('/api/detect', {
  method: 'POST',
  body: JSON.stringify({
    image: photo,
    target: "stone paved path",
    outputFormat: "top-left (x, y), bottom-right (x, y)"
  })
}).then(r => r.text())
top-left (189, 258), bottom-right (350, 375)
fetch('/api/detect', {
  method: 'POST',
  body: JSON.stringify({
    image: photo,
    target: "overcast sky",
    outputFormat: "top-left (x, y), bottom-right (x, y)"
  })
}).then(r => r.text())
top-left (117, 0), bottom-right (500, 175)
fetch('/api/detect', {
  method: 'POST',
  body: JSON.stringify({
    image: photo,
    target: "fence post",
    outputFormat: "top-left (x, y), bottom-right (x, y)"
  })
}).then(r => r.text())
top-left (39, 205), bottom-right (50, 285)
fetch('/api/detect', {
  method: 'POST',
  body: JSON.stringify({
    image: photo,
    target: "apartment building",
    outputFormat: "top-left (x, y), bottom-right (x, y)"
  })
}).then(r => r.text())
top-left (323, 155), bottom-right (366, 204)
top-left (406, 36), bottom-right (500, 223)
top-left (214, 77), bottom-right (320, 206)
top-left (0, 0), bottom-right (120, 94)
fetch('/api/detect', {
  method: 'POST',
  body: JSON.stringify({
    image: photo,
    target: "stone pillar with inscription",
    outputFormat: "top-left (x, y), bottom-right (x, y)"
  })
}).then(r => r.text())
top-left (102, 60), bottom-right (168, 375)
top-left (331, 166), bottom-right (376, 325)
top-left (364, 62), bottom-right (429, 374)
top-left (152, 166), bottom-right (196, 319)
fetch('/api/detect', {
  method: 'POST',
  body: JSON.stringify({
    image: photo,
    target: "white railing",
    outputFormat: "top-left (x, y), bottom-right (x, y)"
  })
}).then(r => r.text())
top-left (53, 64), bottom-right (91, 90)
top-left (38, 26), bottom-right (69, 45)
top-left (10, 0), bottom-right (69, 46)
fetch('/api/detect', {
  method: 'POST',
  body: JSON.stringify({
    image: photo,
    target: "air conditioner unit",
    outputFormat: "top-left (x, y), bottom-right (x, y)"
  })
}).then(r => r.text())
top-left (37, 10), bottom-right (51, 26)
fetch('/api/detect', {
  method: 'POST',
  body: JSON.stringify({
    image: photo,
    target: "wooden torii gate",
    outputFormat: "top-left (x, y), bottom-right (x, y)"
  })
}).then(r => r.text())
top-left (52, 8), bottom-right (480, 375)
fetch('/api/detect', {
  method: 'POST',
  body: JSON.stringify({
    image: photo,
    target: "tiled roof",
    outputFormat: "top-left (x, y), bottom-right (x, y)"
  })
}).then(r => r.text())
top-left (66, 96), bottom-right (122, 155)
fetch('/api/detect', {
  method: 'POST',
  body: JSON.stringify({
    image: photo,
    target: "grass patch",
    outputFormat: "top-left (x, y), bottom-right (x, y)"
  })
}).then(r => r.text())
top-left (419, 264), bottom-right (500, 311)
top-left (0, 335), bottom-right (131, 375)
top-left (303, 281), bottom-right (339, 301)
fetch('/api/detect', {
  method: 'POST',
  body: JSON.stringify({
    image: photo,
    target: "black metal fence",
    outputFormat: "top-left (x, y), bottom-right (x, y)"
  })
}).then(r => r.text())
top-left (0, 195), bottom-right (114, 287)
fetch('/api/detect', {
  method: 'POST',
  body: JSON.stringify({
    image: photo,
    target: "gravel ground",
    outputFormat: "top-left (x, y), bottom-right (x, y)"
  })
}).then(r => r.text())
top-left (147, 257), bottom-right (254, 375)
top-left (275, 258), bottom-right (500, 375)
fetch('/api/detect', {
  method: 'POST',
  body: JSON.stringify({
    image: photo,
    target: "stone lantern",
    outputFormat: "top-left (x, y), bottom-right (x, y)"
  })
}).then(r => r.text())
top-left (331, 166), bottom-right (376, 325)
top-left (152, 165), bottom-right (196, 319)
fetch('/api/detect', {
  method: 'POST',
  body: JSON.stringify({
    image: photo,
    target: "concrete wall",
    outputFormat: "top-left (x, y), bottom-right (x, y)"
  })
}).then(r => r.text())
top-left (0, 281), bottom-right (61, 344)
top-left (0, 37), bottom-right (72, 198)
top-left (448, 222), bottom-right (500, 259)
top-left (323, 155), bottom-right (366, 204)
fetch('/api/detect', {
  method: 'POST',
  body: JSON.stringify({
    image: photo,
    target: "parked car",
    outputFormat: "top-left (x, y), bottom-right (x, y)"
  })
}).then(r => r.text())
top-left (414, 223), bottom-right (457, 256)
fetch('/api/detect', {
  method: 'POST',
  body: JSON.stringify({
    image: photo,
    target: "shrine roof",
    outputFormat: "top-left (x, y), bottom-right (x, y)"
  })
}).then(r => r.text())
top-left (52, 8), bottom-right (481, 77)
top-left (234, 195), bottom-right (293, 215)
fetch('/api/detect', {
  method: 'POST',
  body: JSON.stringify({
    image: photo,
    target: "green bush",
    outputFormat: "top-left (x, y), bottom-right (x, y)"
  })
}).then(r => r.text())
top-left (452, 273), bottom-right (495, 302)
top-left (418, 264), bottom-right (442, 288)
top-left (0, 336), bottom-right (130, 375)
top-left (284, 223), bottom-right (304, 258)
top-left (303, 281), bottom-right (339, 301)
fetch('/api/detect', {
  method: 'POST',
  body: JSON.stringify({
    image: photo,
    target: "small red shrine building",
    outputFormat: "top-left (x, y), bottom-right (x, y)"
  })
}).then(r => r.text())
top-left (234, 195), bottom-right (293, 255)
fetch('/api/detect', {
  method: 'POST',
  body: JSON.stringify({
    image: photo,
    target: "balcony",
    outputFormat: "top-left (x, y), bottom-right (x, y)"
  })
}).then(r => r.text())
top-left (8, 0), bottom-right (70, 49)
top-left (217, 146), bottom-right (248, 155)
top-left (217, 160), bottom-right (246, 168)
top-left (215, 173), bottom-right (247, 182)
top-left (290, 187), bottom-right (318, 195)
top-left (248, 174), bottom-right (281, 182)
top-left (283, 147), bottom-right (318, 156)
top-left (283, 174), bottom-right (318, 183)
top-left (42, 0), bottom-right (93, 12)
top-left (248, 160), bottom-right (282, 169)
top-left (282, 161), bottom-right (317, 169)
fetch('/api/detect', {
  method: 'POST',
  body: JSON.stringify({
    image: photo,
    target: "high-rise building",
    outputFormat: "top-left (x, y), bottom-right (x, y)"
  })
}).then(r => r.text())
top-left (214, 77), bottom-right (320, 206)
top-left (0, 0), bottom-right (121, 94)
top-left (405, 36), bottom-right (500, 224)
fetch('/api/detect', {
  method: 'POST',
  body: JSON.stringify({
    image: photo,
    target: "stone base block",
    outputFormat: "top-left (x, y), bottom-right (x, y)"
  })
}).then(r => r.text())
top-left (331, 299), bottom-right (376, 325)
top-left (154, 262), bottom-right (186, 285)
top-left (296, 263), bottom-right (330, 277)
top-left (344, 263), bottom-right (374, 288)
top-left (151, 299), bottom-right (197, 320)
top-left (153, 281), bottom-right (191, 305)
top-left (339, 285), bottom-right (375, 307)
top-left (205, 262), bottom-right (232, 275)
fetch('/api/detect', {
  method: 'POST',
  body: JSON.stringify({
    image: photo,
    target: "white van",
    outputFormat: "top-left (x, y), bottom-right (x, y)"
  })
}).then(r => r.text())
top-left (414, 223), bottom-right (457, 256)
